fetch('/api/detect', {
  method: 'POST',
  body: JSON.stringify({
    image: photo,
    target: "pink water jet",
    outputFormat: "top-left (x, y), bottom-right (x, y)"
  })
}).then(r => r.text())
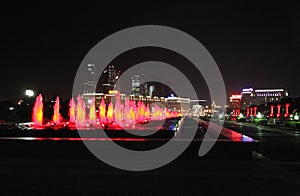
top-left (32, 94), bottom-right (44, 127)
top-left (31, 93), bottom-right (182, 130)
top-left (151, 104), bottom-right (166, 120)
top-left (76, 95), bottom-right (86, 127)
top-left (89, 97), bottom-right (97, 126)
top-left (99, 98), bottom-right (106, 124)
top-left (52, 96), bottom-right (62, 125)
top-left (114, 94), bottom-right (124, 126)
top-left (123, 98), bottom-right (133, 125)
top-left (69, 98), bottom-right (76, 124)
top-left (107, 102), bottom-right (114, 123)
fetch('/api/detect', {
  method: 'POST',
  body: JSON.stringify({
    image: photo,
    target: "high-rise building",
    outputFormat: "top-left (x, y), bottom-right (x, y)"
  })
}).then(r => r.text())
top-left (254, 89), bottom-right (288, 105)
top-left (131, 74), bottom-right (153, 96)
top-left (140, 83), bottom-right (148, 96)
top-left (84, 64), bottom-right (96, 94)
top-left (102, 65), bottom-right (117, 93)
top-left (229, 94), bottom-right (242, 116)
top-left (108, 65), bottom-right (116, 84)
top-left (131, 75), bottom-right (141, 96)
top-left (241, 87), bottom-right (289, 110)
top-left (149, 85), bottom-right (155, 97)
top-left (241, 88), bottom-right (254, 110)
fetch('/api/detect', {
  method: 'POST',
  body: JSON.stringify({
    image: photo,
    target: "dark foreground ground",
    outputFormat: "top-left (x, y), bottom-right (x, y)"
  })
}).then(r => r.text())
top-left (0, 141), bottom-right (299, 195)
top-left (0, 118), bottom-right (299, 195)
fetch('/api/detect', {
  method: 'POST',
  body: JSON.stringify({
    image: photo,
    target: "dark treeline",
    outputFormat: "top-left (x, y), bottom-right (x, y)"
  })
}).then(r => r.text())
top-left (0, 95), bottom-right (71, 123)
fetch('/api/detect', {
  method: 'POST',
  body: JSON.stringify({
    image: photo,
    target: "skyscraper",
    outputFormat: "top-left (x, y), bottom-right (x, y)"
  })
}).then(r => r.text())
top-left (131, 75), bottom-right (141, 96)
top-left (108, 65), bottom-right (116, 84)
top-left (84, 64), bottom-right (96, 94)
top-left (149, 85), bottom-right (155, 97)
top-left (102, 65), bottom-right (117, 93)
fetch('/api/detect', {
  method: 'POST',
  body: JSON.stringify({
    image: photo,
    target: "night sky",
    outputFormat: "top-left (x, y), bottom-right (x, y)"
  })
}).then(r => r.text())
top-left (1, 1), bottom-right (300, 101)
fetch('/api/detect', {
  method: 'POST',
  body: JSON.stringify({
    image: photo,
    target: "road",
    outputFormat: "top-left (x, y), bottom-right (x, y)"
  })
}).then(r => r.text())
top-left (223, 120), bottom-right (300, 161)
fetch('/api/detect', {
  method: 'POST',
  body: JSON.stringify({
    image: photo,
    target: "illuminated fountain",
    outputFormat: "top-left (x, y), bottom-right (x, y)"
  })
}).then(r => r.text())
top-left (166, 109), bottom-right (181, 118)
top-left (89, 97), bottom-right (97, 126)
top-left (151, 104), bottom-right (166, 120)
top-left (284, 103), bottom-right (290, 118)
top-left (107, 102), bottom-right (114, 123)
top-left (277, 104), bottom-right (281, 118)
top-left (270, 105), bottom-right (274, 117)
top-left (69, 98), bottom-right (76, 124)
top-left (76, 95), bottom-right (86, 127)
top-left (136, 101), bottom-right (150, 123)
top-left (114, 94), bottom-right (124, 126)
top-left (31, 93), bottom-right (182, 130)
top-left (123, 98), bottom-right (133, 125)
top-left (52, 96), bottom-right (62, 125)
top-left (99, 98), bottom-right (106, 124)
top-left (32, 94), bottom-right (44, 127)
top-left (130, 100), bottom-right (136, 122)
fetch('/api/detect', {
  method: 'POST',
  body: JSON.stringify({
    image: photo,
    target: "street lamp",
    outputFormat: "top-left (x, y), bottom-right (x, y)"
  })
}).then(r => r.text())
top-left (256, 112), bottom-right (263, 119)
top-left (24, 89), bottom-right (34, 122)
top-left (25, 89), bottom-right (34, 97)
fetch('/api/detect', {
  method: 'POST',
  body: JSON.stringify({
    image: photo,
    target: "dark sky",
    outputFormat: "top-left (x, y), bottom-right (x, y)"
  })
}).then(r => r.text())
top-left (1, 1), bottom-right (300, 101)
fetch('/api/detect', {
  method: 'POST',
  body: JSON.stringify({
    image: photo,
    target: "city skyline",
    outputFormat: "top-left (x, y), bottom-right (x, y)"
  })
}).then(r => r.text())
top-left (1, 3), bottom-right (300, 194)
top-left (1, 1), bottom-right (300, 101)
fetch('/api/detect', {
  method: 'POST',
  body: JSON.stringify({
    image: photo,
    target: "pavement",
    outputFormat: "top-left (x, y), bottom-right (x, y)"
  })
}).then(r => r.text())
top-left (0, 119), bottom-right (300, 195)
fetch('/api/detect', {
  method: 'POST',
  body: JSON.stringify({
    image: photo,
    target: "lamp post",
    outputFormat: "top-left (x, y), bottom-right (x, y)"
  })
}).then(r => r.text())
top-left (25, 89), bottom-right (34, 98)
top-left (25, 89), bottom-right (34, 122)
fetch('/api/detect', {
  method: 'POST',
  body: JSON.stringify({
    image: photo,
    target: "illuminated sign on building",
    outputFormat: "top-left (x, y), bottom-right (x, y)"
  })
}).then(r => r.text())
top-left (242, 88), bottom-right (253, 94)
top-left (230, 94), bottom-right (242, 100)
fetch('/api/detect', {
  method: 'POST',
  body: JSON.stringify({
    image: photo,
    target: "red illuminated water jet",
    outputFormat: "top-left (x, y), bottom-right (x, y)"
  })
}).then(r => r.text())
top-left (152, 104), bottom-right (166, 120)
top-left (31, 93), bottom-right (182, 130)
top-left (89, 97), bottom-right (97, 126)
top-left (277, 104), bottom-right (281, 118)
top-left (99, 98), bottom-right (106, 124)
top-left (69, 98), bottom-right (76, 124)
top-left (52, 96), bottom-right (62, 125)
top-left (107, 102), bottom-right (114, 123)
top-left (284, 103), bottom-right (290, 118)
top-left (76, 95), bottom-right (86, 127)
top-left (32, 94), bottom-right (43, 127)
top-left (270, 105), bottom-right (274, 117)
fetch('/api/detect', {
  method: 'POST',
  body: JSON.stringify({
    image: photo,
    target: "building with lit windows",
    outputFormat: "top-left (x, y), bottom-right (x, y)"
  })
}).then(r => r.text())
top-left (254, 89), bottom-right (288, 106)
top-left (241, 87), bottom-right (289, 110)
top-left (102, 65), bottom-right (117, 93)
top-left (81, 92), bottom-right (190, 116)
top-left (229, 94), bottom-right (242, 116)
top-left (165, 96), bottom-right (190, 116)
top-left (131, 75), bottom-right (141, 96)
top-left (83, 64), bottom-right (96, 94)
top-left (241, 88), bottom-right (254, 110)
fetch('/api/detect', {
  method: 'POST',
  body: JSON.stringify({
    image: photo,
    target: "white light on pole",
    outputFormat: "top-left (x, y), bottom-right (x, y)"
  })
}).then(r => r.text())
top-left (256, 112), bottom-right (262, 119)
top-left (25, 89), bottom-right (34, 97)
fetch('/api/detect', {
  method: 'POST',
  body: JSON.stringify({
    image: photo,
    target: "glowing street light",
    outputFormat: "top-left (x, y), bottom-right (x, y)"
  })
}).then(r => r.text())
top-left (256, 112), bottom-right (263, 119)
top-left (294, 113), bottom-right (299, 121)
top-left (25, 89), bottom-right (34, 97)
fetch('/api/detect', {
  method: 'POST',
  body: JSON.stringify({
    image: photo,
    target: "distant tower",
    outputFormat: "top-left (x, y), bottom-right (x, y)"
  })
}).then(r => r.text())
top-left (84, 64), bottom-right (96, 94)
top-left (149, 85), bottom-right (155, 97)
top-left (132, 75), bottom-right (141, 95)
top-left (102, 65), bottom-right (117, 93)
top-left (108, 65), bottom-right (116, 84)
